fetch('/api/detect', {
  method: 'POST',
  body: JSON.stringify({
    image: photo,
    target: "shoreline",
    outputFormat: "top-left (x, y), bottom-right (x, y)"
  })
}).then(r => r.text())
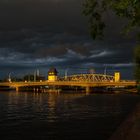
top-left (109, 102), bottom-right (140, 140)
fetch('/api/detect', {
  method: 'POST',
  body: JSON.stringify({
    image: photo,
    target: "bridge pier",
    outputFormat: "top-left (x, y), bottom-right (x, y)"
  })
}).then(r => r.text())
top-left (16, 87), bottom-right (19, 92)
top-left (86, 86), bottom-right (91, 94)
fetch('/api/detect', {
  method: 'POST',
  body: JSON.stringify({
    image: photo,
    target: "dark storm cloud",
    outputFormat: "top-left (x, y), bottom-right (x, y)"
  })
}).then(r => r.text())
top-left (0, 0), bottom-right (137, 79)
top-left (0, 27), bottom-right (135, 66)
top-left (0, 0), bottom-right (84, 31)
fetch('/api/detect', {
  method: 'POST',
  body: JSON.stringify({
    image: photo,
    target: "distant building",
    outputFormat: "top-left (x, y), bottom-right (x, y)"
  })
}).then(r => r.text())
top-left (48, 67), bottom-right (58, 81)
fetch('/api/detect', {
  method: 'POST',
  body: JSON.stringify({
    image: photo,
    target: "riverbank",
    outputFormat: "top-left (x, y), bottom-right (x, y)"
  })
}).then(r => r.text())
top-left (109, 102), bottom-right (140, 140)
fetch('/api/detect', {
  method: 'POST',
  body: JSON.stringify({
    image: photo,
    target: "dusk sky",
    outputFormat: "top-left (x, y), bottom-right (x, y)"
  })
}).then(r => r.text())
top-left (0, 0), bottom-right (138, 79)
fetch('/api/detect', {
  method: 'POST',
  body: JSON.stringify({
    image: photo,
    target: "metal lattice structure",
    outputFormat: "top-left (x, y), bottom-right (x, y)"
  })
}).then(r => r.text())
top-left (60, 74), bottom-right (115, 82)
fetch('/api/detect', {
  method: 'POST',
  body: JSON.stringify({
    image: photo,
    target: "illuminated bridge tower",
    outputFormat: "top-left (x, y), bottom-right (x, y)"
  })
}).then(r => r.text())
top-left (48, 67), bottom-right (58, 81)
top-left (115, 72), bottom-right (120, 82)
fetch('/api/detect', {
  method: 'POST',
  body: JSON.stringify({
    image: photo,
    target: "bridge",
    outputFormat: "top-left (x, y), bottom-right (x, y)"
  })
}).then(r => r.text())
top-left (0, 73), bottom-right (137, 93)
top-left (59, 74), bottom-right (115, 82)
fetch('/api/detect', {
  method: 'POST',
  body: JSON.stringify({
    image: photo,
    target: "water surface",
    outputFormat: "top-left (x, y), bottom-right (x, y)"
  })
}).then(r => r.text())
top-left (0, 91), bottom-right (140, 140)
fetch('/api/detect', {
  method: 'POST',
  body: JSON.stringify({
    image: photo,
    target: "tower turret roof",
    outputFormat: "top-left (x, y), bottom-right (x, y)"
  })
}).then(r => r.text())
top-left (48, 67), bottom-right (58, 74)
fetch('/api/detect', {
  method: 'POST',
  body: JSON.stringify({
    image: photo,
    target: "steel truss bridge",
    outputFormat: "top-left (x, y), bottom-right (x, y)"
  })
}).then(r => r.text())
top-left (60, 74), bottom-right (115, 82)
top-left (0, 74), bottom-right (137, 93)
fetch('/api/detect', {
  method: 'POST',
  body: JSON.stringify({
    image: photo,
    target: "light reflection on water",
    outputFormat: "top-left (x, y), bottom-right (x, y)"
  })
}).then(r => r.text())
top-left (0, 91), bottom-right (140, 140)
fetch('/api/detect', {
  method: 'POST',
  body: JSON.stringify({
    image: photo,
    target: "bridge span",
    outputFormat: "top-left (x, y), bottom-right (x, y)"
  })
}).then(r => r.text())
top-left (0, 73), bottom-right (137, 93)
top-left (0, 80), bottom-right (136, 93)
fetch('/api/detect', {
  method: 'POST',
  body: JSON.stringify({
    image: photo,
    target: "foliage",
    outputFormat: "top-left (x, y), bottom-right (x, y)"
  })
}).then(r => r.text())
top-left (23, 74), bottom-right (45, 82)
top-left (134, 45), bottom-right (140, 82)
top-left (83, 0), bottom-right (140, 82)
top-left (83, 0), bottom-right (140, 39)
top-left (23, 74), bottom-right (34, 82)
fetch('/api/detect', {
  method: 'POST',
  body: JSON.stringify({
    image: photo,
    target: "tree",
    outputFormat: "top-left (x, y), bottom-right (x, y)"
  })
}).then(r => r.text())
top-left (83, 0), bottom-right (140, 39)
top-left (83, 0), bottom-right (140, 81)
top-left (134, 45), bottom-right (140, 82)
top-left (23, 74), bottom-right (34, 82)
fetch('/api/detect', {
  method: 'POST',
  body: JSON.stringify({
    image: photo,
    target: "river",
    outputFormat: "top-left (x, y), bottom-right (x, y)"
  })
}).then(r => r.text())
top-left (0, 91), bottom-right (140, 140)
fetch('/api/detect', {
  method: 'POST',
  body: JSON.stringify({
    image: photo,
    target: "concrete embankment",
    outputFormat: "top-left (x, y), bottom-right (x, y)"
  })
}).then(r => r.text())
top-left (109, 101), bottom-right (140, 140)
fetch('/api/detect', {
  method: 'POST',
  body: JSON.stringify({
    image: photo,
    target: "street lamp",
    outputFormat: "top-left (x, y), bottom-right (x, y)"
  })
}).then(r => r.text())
top-left (8, 73), bottom-right (11, 82)
top-left (104, 65), bottom-right (107, 75)
top-left (34, 70), bottom-right (36, 82)
top-left (65, 69), bottom-right (68, 80)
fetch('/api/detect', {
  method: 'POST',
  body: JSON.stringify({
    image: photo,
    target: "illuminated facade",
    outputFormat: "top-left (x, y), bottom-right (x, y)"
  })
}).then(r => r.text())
top-left (48, 67), bottom-right (58, 81)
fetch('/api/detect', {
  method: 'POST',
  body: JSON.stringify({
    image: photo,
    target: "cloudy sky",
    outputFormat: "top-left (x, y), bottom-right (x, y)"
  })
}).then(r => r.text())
top-left (0, 0), bottom-right (137, 79)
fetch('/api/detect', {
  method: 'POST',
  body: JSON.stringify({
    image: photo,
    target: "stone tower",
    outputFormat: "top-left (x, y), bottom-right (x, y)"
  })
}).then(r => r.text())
top-left (48, 67), bottom-right (58, 81)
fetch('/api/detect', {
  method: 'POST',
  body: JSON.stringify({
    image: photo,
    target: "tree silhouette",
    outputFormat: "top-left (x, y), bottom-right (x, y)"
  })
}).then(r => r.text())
top-left (83, 0), bottom-right (140, 82)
